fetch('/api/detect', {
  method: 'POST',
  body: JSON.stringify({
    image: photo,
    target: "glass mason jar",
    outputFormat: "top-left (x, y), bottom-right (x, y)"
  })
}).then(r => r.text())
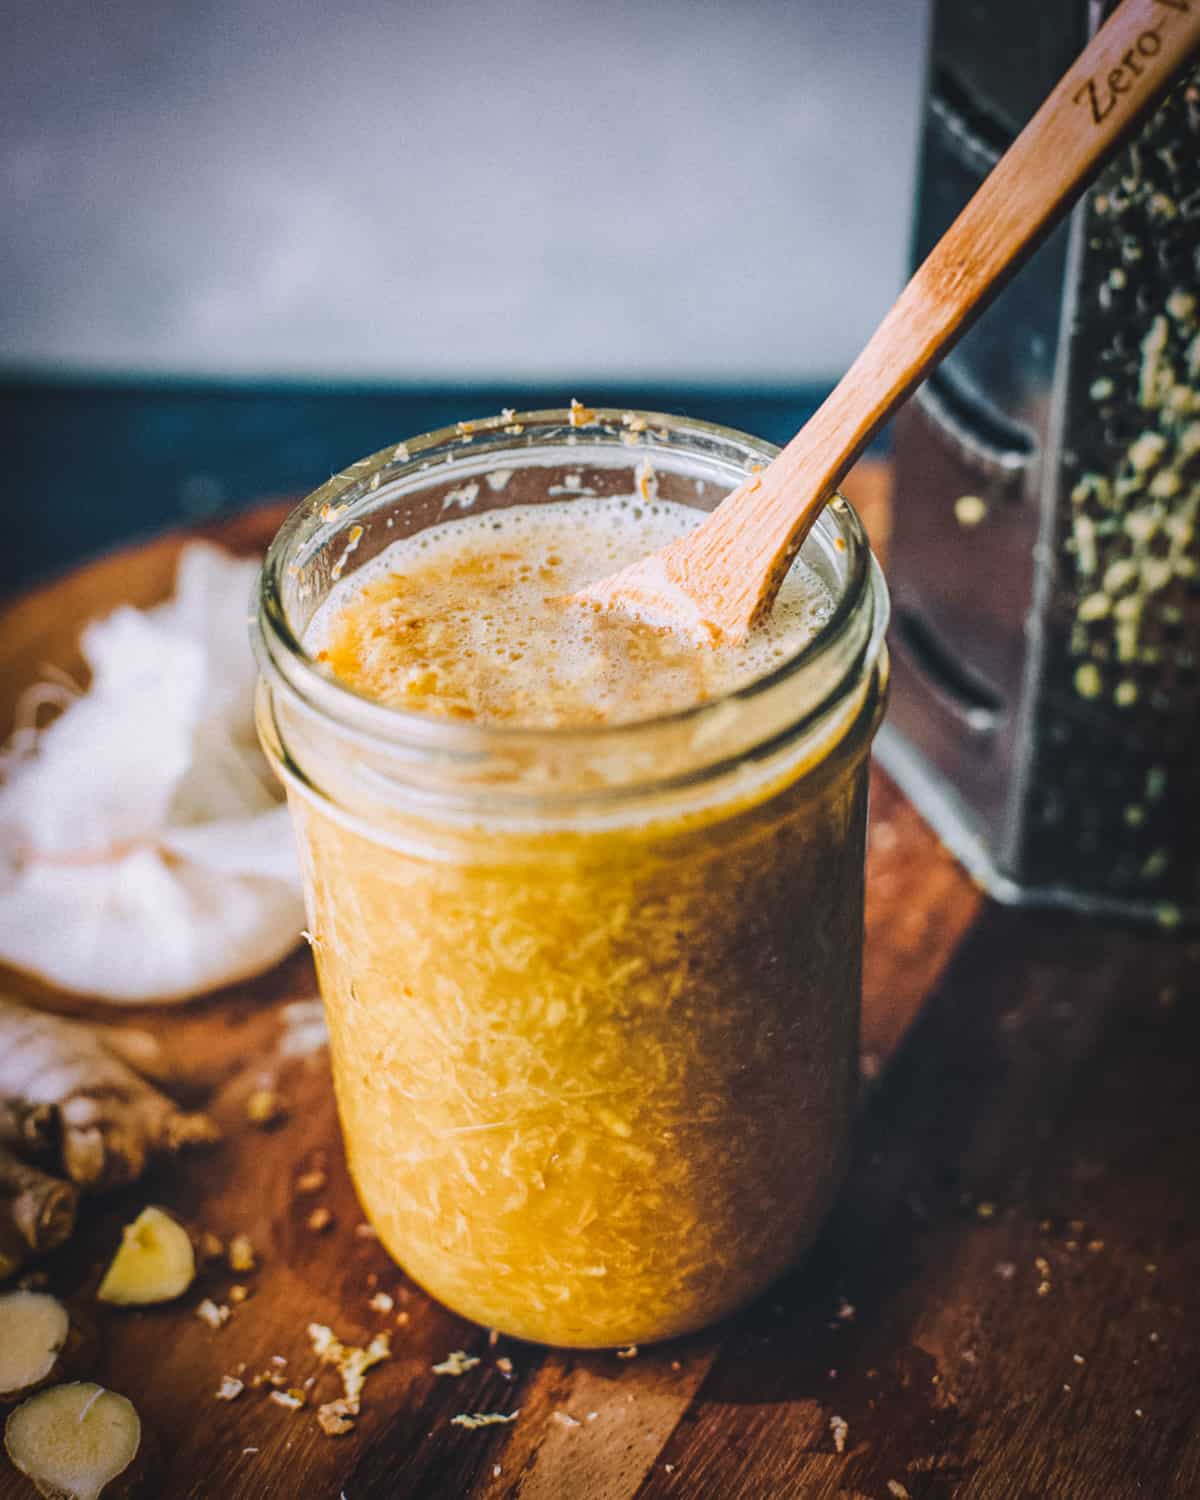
top-left (254, 409), bottom-right (889, 1347)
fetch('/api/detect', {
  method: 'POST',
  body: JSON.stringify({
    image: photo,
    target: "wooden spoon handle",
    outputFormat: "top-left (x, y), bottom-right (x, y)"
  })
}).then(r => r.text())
top-left (709, 0), bottom-right (1200, 626)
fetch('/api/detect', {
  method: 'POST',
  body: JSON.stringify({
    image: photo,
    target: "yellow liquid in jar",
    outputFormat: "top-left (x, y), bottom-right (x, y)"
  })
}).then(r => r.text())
top-left (309, 496), bottom-right (833, 725)
top-left (289, 496), bottom-right (873, 1346)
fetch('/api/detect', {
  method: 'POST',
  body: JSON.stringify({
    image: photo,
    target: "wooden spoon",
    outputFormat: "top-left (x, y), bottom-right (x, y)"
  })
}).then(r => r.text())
top-left (577, 0), bottom-right (1200, 641)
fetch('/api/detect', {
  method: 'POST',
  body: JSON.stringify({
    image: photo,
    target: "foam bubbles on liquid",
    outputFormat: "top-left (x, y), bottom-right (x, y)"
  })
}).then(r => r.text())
top-left (307, 498), bottom-right (834, 727)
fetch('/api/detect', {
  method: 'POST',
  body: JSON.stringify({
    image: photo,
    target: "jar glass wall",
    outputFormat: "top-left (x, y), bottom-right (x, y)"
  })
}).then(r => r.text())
top-left (254, 410), bottom-right (889, 1347)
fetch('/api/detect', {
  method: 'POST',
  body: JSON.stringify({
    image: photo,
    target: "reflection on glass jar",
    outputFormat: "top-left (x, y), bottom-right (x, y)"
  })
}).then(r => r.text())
top-left (254, 410), bottom-right (889, 1347)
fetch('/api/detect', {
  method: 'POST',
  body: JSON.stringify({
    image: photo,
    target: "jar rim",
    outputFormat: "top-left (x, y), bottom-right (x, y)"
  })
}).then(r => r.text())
top-left (253, 408), bottom-right (888, 776)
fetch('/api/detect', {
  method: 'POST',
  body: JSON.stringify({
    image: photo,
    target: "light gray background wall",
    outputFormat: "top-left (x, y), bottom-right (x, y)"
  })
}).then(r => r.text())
top-left (1, 0), bottom-right (929, 382)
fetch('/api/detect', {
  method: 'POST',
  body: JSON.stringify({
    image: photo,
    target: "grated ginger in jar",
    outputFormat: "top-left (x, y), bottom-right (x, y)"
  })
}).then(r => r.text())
top-left (277, 491), bottom-right (881, 1346)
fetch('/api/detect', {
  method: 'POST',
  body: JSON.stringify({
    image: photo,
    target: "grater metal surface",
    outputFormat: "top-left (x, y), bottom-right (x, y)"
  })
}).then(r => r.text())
top-left (880, 0), bottom-right (1199, 926)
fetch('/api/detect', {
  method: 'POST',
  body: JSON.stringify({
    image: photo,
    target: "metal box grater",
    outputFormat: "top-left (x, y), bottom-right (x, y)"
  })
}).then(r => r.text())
top-left (878, 0), bottom-right (1200, 927)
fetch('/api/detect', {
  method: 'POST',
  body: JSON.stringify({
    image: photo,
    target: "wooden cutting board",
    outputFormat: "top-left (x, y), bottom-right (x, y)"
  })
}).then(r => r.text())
top-left (2, 464), bottom-right (1198, 1500)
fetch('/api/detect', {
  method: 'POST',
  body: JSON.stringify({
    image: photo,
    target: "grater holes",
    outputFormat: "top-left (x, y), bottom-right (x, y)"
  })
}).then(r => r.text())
top-left (1111, 854), bottom-right (1141, 889)
top-left (1135, 283), bottom-right (1161, 317)
top-left (1154, 237), bottom-right (1189, 275)
top-left (1102, 414), bottom-right (1143, 450)
top-left (1161, 614), bottom-right (1185, 644)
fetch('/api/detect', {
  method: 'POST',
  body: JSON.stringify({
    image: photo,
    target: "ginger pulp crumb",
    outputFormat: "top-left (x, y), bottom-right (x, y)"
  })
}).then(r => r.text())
top-left (228, 1234), bottom-right (256, 1273)
top-left (196, 1298), bottom-right (231, 1329)
top-left (330, 526), bottom-right (364, 582)
top-left (634, 460), bottom-right (657, 503)
top-left (199, 1232), bottom-right (225, 1263)
top-left (307, 1207), bottom-right (333, 1233)
top-left (830, 1414), bottom-right (849, 1454)
top-left (308, 1322), bottom-right (390, 1429)
top-left (246, 1088), bottom-right (286, 1127)
top-left (215, 1375), bottom-right (244, 1401)
top-left (317, 1398), bottom-right (356, 1436)
top-left (451, 1410), bottom-right (520, 1429)
top-left (433, 1350), bottom-right (480, 1376)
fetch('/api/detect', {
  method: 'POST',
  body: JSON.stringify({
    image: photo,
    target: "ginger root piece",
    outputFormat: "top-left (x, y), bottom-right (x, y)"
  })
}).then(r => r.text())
top-left (0, 1219), bottom-right (27, 1283)
top-left (0, 997), bottom-right (217, 1282)
top-left (97, 1208), bottom-right (195, 1306)
top-left (1, 1102), bottom-right (66, 1284)
top-left (86, 1030), bottom-right (173, 1092)
top-left (0, 1100), bottom-right (56, 1155)
top-left (4, 1383), bottom-right (147, 1500)
top-left (0, 997), bottom-right (220, 1193)
top-left (0, 1150), bottom-right (78, 1256)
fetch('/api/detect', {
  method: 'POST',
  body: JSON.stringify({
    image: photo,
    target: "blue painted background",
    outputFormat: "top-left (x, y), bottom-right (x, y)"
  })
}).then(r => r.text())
top-left (0, 378), bottom-right (834, 595)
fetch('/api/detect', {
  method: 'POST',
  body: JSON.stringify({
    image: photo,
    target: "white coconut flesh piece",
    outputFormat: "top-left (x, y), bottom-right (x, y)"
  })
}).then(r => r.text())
top-left (0, 544), bottom-right (304, 1004)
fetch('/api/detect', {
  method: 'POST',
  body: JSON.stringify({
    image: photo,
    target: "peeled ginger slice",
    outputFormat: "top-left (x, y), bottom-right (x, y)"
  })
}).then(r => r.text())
top-left (97, 1207), bottom-right (195, 1306)
top-left (4, 1383), bottom-right (141, 1500)
top-left (0, 1291), bottom-right (69, 1399)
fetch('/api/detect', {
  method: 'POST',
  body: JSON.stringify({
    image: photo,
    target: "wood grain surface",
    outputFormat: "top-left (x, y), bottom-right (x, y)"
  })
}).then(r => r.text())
top-left (2, 463), bottom-right (1197, 1500)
